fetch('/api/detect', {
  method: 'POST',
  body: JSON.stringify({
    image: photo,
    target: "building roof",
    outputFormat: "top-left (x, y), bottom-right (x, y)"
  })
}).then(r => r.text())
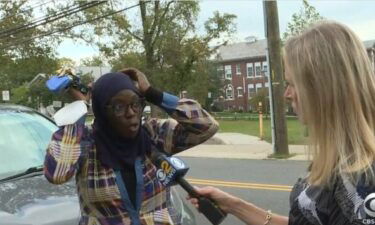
top-left (364, 39), bottom-right (375, 49)
top-left (216, 39), bottom-right (374, 62)
top-left (215, 39), bottom-right (268, 62)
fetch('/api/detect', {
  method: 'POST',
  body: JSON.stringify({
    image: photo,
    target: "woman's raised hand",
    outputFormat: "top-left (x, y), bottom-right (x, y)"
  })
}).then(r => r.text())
top-left (121, 68), bottom-right (150, 95)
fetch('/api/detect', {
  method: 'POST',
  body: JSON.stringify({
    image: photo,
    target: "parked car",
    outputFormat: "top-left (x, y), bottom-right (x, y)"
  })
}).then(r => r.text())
top-left (0, 104), bottom-right (80, 225)
top-left (0, 104), bottom-right (196, 225)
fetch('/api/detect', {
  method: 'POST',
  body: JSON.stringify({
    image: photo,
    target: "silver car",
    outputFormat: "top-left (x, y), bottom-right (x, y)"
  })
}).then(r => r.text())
top-left (0, 104), bottom-right (80, 225)
top-left (0, 104), bottom-right (196, 225)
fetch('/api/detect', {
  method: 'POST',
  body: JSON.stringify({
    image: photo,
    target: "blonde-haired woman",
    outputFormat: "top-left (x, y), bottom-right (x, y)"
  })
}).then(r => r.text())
top-left (189, 21), bottom-right (375, 225)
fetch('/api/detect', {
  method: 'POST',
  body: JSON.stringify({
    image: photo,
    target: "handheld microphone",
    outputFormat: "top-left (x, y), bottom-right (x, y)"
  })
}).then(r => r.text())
top-left (151, 151), bottom-right (227, 225)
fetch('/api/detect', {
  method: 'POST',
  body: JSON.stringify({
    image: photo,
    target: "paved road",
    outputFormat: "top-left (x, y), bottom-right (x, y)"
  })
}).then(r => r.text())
top-left (176, 157), bottom-right (309, 225)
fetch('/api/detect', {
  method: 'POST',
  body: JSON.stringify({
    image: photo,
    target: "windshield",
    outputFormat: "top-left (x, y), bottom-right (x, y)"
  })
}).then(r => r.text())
top-left (0, 110), bottom-right (57, 179)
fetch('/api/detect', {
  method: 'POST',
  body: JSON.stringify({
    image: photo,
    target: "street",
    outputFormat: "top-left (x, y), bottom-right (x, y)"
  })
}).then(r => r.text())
top-left (177, 157), bottom-right (309, 225)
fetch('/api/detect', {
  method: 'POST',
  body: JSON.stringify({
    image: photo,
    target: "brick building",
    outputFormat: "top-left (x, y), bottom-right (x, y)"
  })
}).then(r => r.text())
top-left (215, 38), bottom-right (268, 112)
top-left (215, 38), bottom-right (375, 112)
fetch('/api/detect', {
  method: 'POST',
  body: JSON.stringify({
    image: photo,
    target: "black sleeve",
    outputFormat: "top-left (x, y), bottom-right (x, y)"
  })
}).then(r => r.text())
top-left (144, 86), bottom-right (163, 105)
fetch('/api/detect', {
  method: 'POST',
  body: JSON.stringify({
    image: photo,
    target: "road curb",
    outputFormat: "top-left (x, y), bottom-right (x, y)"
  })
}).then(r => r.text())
top-left (176, 144), bottom-right (310, 161)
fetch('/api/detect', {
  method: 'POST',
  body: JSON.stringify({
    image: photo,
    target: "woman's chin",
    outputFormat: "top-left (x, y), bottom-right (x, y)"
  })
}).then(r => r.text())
top-left (123, 124), bottom-right (140, 138)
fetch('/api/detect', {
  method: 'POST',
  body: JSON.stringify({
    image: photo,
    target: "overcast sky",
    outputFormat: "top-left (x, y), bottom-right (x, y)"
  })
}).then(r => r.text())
top-left (57, 0), bottom-right (375, 62)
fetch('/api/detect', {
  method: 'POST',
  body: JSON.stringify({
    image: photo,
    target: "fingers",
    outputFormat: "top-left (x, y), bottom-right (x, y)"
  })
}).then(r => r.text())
top-left (119, 68), bottom-right (150, 94)
top-left (194, 186), bottom-right (217, 196)
top-left (186, 195), bottom-right (199, 209)
top-left (67, 87), bottom-right (87, 101)
top-left (187, 186), bottom-right (217, 209)
top-left (192, 201), bottom-right (199, 209)
top-left (186, 186), bottom-right (217, 199)
top-left (120, 68), bottom-right (139, 81)
top-left (186, 196), bottom-right (199, 204)
top-left (187, 186), bottom-right (235, 214)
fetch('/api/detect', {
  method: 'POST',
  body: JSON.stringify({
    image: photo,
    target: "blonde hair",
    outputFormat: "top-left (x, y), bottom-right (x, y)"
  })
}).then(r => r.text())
top-left (284, 21), bottom-right (375, 186)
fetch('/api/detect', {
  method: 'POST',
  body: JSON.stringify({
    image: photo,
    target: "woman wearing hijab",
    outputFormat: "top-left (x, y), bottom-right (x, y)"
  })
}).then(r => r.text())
top-left (44, 68), bottom-right (219, 225)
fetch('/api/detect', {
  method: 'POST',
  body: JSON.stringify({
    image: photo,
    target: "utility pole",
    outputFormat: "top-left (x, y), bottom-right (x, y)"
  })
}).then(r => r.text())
top-left (263, 0), bottom-right (289, 155)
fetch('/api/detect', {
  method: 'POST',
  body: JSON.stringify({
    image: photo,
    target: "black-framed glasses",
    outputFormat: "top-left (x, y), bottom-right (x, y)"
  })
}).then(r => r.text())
top-left (106, 98), bottom-right (145, 117)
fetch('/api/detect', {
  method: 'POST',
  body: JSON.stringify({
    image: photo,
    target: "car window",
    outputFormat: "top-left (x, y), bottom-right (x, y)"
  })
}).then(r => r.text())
top-left (0, 110), bottom-right (58, 179)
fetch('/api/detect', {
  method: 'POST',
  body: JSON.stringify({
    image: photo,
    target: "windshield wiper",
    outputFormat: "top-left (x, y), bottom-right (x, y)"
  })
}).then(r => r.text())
top-left (0, 166), bottom-right (44, 183)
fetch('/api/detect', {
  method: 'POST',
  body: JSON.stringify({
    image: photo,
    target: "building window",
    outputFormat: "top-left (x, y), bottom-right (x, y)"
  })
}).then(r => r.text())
top-left (248, 84), bottom-right (255, 98)
top-left (237, 87), bottom-right (243, 97)
top-left (225, 65), bottom-right (232, 79)
top-left (246, 63), bottom-right (254, 78)
top-left (236, 64), bottom-right (241, 75)
top-left (225, 85), bottom-right (233, 99)
top-left (262, 61), bottom-right (268, 76)
top-left (255, 62), bottom-right (262, 77)
top-left (217, 66), bottom-right (224, 79)
top-left (256, 83), bottom-right (263, 92)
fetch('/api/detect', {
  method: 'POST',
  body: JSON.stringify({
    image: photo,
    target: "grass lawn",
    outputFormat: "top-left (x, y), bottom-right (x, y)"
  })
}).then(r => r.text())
top-left (87, 114), bottom-right (307, 145)
top-left (217, 118), bottom-right (308, 145)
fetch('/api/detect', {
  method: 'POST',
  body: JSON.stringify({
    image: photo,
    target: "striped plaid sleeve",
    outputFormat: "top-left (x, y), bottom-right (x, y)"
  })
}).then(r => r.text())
top-left (144, 92), bottom-right (219, 155)
top-left (44, 116), bottom-right (86, 184)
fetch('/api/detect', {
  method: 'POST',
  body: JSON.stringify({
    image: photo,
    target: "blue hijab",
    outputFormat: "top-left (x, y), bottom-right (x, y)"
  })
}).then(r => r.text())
top-left (91, 72), bottom-right (151, 169)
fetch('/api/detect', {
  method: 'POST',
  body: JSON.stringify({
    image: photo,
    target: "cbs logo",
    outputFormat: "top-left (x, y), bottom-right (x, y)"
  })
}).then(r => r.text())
top-left (362, 193), bottom-right (375, 224)
top-left (156, 169), bottom-right (166, 181)
top-left (365, 193), bottom-right (375, 218)
top-left (156, 161), bottom-right (172, 182)
top-left (362, 219), bottom-right (375, 224)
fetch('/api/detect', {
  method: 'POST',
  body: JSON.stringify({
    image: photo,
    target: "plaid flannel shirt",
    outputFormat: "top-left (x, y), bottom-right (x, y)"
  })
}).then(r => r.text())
top-left (44, 95), bottom-right (218, 225)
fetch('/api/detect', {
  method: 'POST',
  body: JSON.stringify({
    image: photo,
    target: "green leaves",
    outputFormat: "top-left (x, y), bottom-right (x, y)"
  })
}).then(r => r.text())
top-left (282, 0), bottom-right (324, 41)
top-left (80, 56), bottom-right (104, 67)
top-left (0, 0), bottom-right (237, 112)
top-left (204, 11), bottom-right (237, 41)
top-left (89, 1), bottom-right (236, 106)
top-left (11, 85), bottom-right (29, 106)
top-left (249, 88), bottom-right (269, 114)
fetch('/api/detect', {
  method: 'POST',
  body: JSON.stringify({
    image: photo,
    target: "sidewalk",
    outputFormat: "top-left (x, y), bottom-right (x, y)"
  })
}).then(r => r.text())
top-left (176, 133), bottom-right (310, 161)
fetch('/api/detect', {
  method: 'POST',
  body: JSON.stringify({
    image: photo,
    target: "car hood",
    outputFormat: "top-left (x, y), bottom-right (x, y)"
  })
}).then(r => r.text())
top-left (0, 173), bottom-right (80, 225)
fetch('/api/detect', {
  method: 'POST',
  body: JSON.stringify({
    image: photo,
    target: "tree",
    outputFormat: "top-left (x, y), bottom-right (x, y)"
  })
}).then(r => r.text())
top-left (110, 52), bottom-right (146, 72)
top-left (282, 0), bottom-right (324, 41)
top-left (0, 1), bottom-right (62, 108)
top-left (249, 88), bottom-right (269, 114)
top-left (79, 73), bottom-right (95, 85)
top-left (80, 56), bottom-right (105, 67)
top-left (11, 85), bottom-right (29, 106)
top-left (0, 1), bottom-right (236, 112)
top-left (78, 1), bottom-right (236, 115)
top-left (58, 57), bottom-right (77, 68)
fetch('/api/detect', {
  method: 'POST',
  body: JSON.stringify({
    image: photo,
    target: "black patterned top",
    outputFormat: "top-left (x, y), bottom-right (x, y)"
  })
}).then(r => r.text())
top-left (289, 171), bottom-right (375, 225)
